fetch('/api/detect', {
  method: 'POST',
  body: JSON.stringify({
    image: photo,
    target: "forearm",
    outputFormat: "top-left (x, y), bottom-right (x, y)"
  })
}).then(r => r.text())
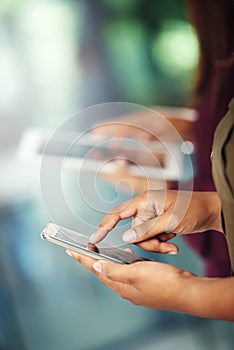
top-left (176, 273), bottom-right (234, 321)
top-left (167, 117), bottom-right (193, 141)
top-left (152, 106), bottom-right (194, 141)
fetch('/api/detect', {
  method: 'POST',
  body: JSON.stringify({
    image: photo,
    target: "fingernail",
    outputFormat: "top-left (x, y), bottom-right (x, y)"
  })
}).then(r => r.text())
top-left (66, 249), bottom-right (74, 258)
top-left (168, 251), bottom-right (178, 255)
top-left (89, 228), bottom-right (108, 243)
top-left (93, 261), bottom-right (104, 274)
top-left (122, 229), bottom-right (137, 243)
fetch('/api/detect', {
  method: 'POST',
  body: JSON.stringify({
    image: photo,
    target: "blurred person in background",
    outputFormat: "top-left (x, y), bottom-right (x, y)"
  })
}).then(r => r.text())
top-left (91, 0), bottom-right (234, 277)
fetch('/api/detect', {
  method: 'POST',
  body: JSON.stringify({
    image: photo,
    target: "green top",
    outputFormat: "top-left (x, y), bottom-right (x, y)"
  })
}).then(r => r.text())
top-left (212, 98), bottom-right (234, 274)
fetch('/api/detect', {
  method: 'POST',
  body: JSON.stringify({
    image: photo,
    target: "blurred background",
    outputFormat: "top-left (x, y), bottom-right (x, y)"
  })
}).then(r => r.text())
top-left (0, 0), bottom-right (233, 349)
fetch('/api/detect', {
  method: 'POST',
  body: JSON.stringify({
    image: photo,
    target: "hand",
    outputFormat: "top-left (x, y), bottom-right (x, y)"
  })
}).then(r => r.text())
top-left (66, 249), bottom-right (194, 310)
top-left (66, 248), bottom-right (234, 321)
top-left (91, 108), bottom-right (192, 194)
top-left (89, 190), bottom-right (223, 254)
top-left (99, 158), bottom-right (168, 194)
top-left (92, 107), bottom-right (193, 142)
top-left (92, 109), bottom-right (157, 141)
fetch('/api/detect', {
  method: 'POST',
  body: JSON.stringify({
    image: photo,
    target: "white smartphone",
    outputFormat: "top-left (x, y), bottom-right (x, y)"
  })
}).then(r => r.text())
top-left (17, 127), bottom-right (194, 180)
top-left (41, 223), bottom-right (149, 264)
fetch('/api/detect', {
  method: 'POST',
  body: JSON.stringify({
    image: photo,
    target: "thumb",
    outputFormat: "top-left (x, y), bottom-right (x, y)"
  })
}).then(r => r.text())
top-left (122, 211), bottom-right (173, 243)
top-left (93, 260), bottom-right (134, 283)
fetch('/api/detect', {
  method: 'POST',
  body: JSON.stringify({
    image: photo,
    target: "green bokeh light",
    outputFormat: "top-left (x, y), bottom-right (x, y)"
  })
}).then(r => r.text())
top-left (152, 20), bottom-right (199, 76)
top-left (103, 19), bottom-right (155, 103)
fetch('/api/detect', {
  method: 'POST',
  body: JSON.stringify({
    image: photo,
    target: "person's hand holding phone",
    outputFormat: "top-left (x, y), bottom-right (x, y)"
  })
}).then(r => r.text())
top-left (66, 248), bottom-right (196, 311)
top-left (91, 108), bottom-right (194, 194)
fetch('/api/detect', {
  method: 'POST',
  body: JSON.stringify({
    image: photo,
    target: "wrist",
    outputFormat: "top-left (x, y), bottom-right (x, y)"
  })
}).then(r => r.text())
top-left (171, 271), bottom-right (234, 320)
top-left (161, 267), bottom-right (196, 313)
top-left (173, 271), bottom-right (212, 316)
top-left (208, 192), bottom-right (223, 233)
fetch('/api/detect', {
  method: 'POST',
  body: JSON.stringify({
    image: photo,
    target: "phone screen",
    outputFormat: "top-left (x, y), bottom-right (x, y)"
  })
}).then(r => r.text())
top-left (39, 136), bottom-right (164, 168)
top-left (18, 128), bottom-right (191, 180)
top-left (41, 224), bottom-right (148, 264)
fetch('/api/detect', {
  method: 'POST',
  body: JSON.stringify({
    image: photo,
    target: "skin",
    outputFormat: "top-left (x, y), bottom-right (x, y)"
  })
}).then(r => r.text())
top-left (91, 108), bottom-right (193, 193)
top-left (99, 158), bottom-right (168, 195)
top-left (92, 107), bottom-right (194, 142)
top-left (66, 190), bottom-right (234, 321)
top-left (89, 190), bottom-right (223, 249)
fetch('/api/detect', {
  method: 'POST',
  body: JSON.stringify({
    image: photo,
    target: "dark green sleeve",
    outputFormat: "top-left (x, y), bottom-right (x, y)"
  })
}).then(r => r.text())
top-left (212, 98), bottom-right (234, 275)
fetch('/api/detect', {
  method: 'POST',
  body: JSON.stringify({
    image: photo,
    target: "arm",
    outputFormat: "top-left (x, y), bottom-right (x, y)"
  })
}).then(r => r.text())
top-left (92, 108), bottom-right (194, 194)
top-left (92, 107), bottom-right (194, 142)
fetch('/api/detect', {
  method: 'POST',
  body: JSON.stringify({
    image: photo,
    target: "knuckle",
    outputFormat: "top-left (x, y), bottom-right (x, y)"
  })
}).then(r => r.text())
top-left (119, 287), bottom-right (133, 302)
top-left (72, 252), bottom-right (82, 262)
top-left (119, 290), bottom-right (128, 300)
top-left (150, 238), bottom-right (160, 251)
top-left (135, 221), bottom-right (151, 238)
top-left (110, 204), bottom-right (121, 214)
top-left (131, 298), bottom-right (141, 306)
top-left (135, 222), bottom-right (148, 237)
